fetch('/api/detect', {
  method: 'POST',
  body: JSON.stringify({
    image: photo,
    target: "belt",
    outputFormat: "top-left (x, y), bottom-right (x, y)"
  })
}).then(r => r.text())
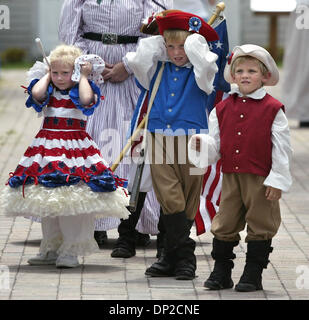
top-left (82, 32), bottom-right (139, 44)
top-left (43, 117), bottom-right (87, 131)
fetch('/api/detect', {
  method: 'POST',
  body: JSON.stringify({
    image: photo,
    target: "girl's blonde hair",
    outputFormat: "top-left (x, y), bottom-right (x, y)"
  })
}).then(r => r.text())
top-left (49, 44), bottom-right (82, 67)
top-left (231, 55), bottom-right (268, 76)
top-left (163, 29), bottom-right (192, 43)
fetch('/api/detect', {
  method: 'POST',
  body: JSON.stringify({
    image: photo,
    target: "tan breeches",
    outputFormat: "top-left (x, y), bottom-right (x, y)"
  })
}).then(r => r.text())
top-left (148, 133), bottom-right (204, 220)
top-left (211, 173), bottom-right (281, 242)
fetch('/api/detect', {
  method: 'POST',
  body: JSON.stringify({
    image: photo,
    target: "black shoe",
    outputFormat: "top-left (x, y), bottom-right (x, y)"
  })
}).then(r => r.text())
top-left (136, 232), bottom-right (151, 247)
top-left (94, 231), bottom-right (107, 246)
top-left (204, 238), bottom-right (238, 290)
top-left (175, 260), bottom-right (196, 280)
top-left (174, 235), bottom-right (197, 281)
top-left (145, 258), bottom-right (175, 277)
top-left (111, 235), bottom-right (136, 258)
top-left (145, 247), bottom-right (175, 277)
top-left (235, 262), bottom-right (263, 292)
top-left (159, 212), bottom-right (197, 280)
top-left (204, 261), bottom-right (234, 290)
top-left (235, 240), bottom-right (272, 292)
top-left (111, 247), bottom-right (135, 258)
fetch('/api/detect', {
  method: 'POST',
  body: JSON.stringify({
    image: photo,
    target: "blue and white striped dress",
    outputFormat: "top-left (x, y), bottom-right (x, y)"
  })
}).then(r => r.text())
top-left (58, 0), bottom-right (173, 233)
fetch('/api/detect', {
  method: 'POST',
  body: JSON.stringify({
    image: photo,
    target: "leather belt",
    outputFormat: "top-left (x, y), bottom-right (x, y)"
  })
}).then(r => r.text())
top-left (82, 32), bottom-right (139, 44)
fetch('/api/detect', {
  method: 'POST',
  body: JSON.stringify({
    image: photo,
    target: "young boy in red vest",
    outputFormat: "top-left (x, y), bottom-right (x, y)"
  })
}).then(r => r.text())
top-left (188, 44), bottom-right (293, 291)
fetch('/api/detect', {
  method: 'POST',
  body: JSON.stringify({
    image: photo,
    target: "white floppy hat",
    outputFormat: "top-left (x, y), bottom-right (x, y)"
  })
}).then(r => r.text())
top-left (224, 44), bottom-right (279, 86)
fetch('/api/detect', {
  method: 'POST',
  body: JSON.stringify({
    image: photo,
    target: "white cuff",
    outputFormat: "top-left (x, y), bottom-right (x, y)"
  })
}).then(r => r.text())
top-left (184, 33), bottom-right (218, 94)
top-left (125, 35), bottom-right (168, 89)
top-left (188, 134), bottom-right (219, 169)
top-left (263, 168), bottom-right (293, 193)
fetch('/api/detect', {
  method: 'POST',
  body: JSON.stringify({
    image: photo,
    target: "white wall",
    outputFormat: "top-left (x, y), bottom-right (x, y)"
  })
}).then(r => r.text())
top-left (224, 0), bottom-right (241, 48)
top-left (37, 0), bottom-right (63, 55)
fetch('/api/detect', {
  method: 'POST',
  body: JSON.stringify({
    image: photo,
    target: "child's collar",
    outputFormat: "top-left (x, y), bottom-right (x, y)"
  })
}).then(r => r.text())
top-left (229, 86), bottom-right (267, 100)
top-left (166, 59), bottom-right (192, 69)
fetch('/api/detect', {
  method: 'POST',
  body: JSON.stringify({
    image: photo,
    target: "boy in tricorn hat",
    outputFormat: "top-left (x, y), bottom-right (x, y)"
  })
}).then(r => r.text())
top-left (188, 44), bottom-right (293, 291)
top-left (124, 10), bottom-right (219, 280)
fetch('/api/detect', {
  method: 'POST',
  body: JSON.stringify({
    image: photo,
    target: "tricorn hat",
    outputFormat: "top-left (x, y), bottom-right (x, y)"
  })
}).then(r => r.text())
top-left (141, 10), bottom-right (219, 42)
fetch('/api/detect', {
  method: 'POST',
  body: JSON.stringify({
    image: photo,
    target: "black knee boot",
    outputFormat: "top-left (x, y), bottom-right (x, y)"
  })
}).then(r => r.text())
top-left (111, 192), bottom-right (147, 258)
top-left (145, 211), bottom-right (195, 280)
top-left (235, 240), bottom-right (273, 292)
top-left (156, 209), bottom-right (165, 259)
top-left (204, 238), bottom-right (239, 290)
top-left (144, 210), bottom-right (176, 277)
top-left (174, 218), bottom-right (196, 280)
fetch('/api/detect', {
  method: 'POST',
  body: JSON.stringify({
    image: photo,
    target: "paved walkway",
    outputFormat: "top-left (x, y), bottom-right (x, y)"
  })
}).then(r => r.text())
top-left (0, 69), bottom-right (309, 303)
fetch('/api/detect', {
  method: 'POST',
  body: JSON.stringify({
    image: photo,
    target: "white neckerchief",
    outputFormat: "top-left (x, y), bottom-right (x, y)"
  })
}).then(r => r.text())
top-left (229, 86), bottom-right (267, 100)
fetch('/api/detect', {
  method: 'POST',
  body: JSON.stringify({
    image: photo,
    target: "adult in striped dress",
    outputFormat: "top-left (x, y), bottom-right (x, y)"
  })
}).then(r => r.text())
top-left (58, 0), bottom-right (173, 240)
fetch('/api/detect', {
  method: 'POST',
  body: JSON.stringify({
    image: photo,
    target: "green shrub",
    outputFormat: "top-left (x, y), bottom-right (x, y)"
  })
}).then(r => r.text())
top-left (0, 47), bottom-right (26, 63)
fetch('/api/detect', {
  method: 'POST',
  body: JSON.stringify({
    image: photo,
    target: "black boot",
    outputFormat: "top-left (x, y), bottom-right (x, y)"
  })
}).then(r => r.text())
top-left (235, 240), bottom-right (273, 292)
top-left (111, 192), bottom-right (147, 258)
top-left (145, 210), bottom-right (176, 277)
top-left (136, 232), bottom-right (151, 247)
top-left (145, 212), bottom-right (196, 280)
top-left (204, 238), bottom-right (239, 290)
top-left (156, 210), bottom-right (166, 259)
top-left (174, 219), bottom-right (196, 280)
top-left (94, 231), bottom-right (107, 246)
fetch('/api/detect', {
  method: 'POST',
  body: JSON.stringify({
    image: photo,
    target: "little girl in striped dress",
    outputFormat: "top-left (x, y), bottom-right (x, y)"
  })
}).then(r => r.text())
top-left (0, 44), bottom-right (129, 268)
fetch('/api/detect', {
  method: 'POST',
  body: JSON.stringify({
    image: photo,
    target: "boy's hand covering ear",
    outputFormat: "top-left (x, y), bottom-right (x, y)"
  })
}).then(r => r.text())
top-left (125, 35), bottom-right (168, 90)
top-left (183, 33), bottom-right (218, 95)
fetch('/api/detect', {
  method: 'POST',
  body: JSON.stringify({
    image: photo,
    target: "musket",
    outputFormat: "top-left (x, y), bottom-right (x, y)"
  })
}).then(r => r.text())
top-left (111, 2), bottom-right (226, 211)
top-left (126, 62), bottom-right (165, 212)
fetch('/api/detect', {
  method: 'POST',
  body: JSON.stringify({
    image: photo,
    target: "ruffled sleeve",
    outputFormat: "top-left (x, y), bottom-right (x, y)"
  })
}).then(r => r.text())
top-left (58, 0), bottom-right (88, 53)
top-left (25, 79), bottom-right (53, 113)
top-left (263, 109), bottom-right (293, 192)
top-left (188, 108), bottom-right (221, 168)
top-left (184, 33), bottom-right (219, 95)
top-left (69, 80), bottom-right (101, 116)
top-left (124, 35), bottom-right (168, 90)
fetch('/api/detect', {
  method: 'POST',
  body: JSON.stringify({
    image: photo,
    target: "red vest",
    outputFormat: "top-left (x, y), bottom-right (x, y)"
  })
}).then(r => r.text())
top-left (216, 93), bottom-right (284, 177)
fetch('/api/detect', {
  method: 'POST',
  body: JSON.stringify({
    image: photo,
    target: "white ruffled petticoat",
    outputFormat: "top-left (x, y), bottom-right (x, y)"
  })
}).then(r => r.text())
top-left (0, 182), bottom-right (129, 219)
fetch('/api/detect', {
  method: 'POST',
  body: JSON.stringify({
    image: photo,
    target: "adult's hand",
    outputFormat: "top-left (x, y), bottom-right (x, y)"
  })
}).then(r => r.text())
top-left (103, 62), bottom-right (129, 83)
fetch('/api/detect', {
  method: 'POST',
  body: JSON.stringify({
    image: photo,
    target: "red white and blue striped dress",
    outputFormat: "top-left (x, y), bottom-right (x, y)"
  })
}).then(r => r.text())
top-left (58, 0), bottom-right (173, 233)
top-left (1, 80), bottom-right (129, 219)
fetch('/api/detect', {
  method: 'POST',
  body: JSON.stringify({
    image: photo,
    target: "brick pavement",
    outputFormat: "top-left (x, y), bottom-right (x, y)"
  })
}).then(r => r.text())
top-left (0, 69), bottom-right (309, 302)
